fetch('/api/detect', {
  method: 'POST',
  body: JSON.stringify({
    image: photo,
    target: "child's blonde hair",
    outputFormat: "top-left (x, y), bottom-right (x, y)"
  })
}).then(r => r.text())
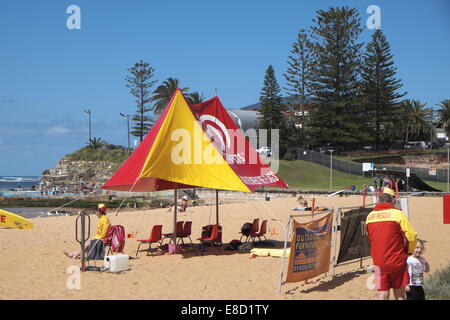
top-left (416, 238), bottom-right (426, 249)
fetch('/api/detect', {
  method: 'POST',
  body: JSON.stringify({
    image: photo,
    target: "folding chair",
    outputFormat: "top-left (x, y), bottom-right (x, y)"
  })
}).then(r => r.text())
top-left (249, 220), bottom-right (268, 244)
top-left (177, 221), bottom-right (193, 247)
top-left (241, 218), bottom-right (259, 243)
top-left (197, 224), bottom-right (221, 255)
top-left (136, 225), bottom-right (163, 256)
top-left (161, 221), bottom-right (184, 244)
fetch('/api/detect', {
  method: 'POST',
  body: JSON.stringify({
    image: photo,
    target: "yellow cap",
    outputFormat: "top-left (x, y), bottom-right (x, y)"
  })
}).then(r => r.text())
top-left (381, 187), bottom-right (395, 197)
top-left (97, 203), bottom-right (107, 213)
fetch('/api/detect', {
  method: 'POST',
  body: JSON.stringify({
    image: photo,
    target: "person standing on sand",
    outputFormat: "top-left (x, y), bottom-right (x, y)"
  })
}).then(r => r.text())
top-left (64, 203), bottom-right (111, 259)
top-left (406, 239), bottom-right (430, 300)
top-left (366, 187), bottom-right (417, 300)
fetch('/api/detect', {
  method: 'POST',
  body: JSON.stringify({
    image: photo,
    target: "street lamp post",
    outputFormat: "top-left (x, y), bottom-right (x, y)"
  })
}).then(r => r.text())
top-left (329, 150), bottom-right (334, 191)
top-left (120, 113), bottom-right (131, 154)
top-left (83, 109), bottom-right (92, 143)
top-left (447, 146), bottom-right (450, 192)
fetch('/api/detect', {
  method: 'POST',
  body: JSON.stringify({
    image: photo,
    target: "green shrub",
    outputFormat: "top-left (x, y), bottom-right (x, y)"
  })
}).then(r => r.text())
top-left (283, 151), bottom-right (295, 161)
top-left (66, 146), bottom-right (129, 164)
top-left (424, 263), bottom-right (450, 300)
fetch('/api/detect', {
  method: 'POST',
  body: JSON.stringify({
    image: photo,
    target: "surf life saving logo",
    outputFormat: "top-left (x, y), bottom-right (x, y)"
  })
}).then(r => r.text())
top-left (199, 114), bottom-right (230, 154)
top-left (197, 114), bottom-right (248, 165)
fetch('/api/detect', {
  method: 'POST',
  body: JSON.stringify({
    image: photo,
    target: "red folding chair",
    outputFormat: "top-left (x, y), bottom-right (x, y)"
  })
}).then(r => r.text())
top-left (177, 221), bottom-right (193, 247)
top-left (197, 224), bottom-right (221, 255)
top-left (162, 221), bottom-right (184, 244)
top-left (241, 218), bottom-right (259, 243)
top-left (136, 225), bottom-right (163, 256)
top-left (249, 220), bottom-right (268, 244)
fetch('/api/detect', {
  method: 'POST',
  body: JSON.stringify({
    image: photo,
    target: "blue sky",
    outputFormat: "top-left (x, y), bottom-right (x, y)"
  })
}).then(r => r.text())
top-left (1, 0), bottom-right (449, 176)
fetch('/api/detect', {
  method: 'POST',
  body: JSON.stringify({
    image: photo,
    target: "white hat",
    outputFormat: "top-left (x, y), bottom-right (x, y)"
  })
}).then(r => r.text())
top-left (182, 196), bottom-right (188, 200)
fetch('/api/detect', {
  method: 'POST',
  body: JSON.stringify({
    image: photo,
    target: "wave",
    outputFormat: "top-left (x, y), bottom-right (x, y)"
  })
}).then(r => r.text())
top-left (0, 176), bottom-right (40, 183)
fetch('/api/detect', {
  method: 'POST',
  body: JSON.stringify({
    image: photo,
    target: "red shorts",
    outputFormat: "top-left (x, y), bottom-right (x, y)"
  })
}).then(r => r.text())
top-left (375, 265), bottom-right (410, 291)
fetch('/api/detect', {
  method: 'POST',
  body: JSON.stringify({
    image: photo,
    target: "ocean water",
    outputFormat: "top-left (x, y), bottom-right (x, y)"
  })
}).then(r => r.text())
top-left (0, 176), bottom-right (40, 191)
top-left (1, 207), bottom-right (79, 219)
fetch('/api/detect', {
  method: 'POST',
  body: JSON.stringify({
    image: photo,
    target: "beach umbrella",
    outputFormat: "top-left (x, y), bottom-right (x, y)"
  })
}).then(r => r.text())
top-left (102, 89), bottom-right (288, 244)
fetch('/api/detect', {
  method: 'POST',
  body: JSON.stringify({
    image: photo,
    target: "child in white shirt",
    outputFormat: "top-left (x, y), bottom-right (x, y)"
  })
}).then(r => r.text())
top-left (406, 239), bottom-right (430, 300)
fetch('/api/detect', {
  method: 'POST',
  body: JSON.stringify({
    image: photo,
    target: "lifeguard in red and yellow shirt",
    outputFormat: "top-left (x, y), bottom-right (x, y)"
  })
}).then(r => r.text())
top-left (366, 187), bottom-right (417, 300)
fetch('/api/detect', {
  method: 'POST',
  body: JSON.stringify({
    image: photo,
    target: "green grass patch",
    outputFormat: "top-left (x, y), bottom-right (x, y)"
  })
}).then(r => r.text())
top-left (424, 263), bottom-right (450, 300)
top-left (65, 146), bottom-right (129, 172)
top-left (277, 160), bottom-right (372, 190)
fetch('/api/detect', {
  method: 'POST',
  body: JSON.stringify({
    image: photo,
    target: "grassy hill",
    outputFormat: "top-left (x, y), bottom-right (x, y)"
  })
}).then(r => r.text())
top-left (277, 160), bottom-right (372, 190)
top-left (65, 145), bottom-right (129, 173)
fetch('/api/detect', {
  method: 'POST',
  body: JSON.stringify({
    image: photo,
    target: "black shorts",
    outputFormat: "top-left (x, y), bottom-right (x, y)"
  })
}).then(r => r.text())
top-left (406, 286), bottom-right (426, 300)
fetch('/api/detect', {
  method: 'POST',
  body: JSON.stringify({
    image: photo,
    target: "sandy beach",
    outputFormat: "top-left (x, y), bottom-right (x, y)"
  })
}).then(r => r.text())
top-left (1, 194), bottom-right (449, 300)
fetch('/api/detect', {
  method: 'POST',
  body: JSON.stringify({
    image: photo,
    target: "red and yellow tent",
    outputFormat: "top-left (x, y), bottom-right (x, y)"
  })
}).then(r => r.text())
top-left (102, 89), bottom-right (287, 192)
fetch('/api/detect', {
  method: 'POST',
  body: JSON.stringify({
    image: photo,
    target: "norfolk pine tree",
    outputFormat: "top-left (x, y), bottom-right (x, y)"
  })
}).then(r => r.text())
top-left (258, 65), bottom-right (289, 155)
top-left (125, 60), bottom-right (157, 142)
top-left (284, 29), bottom-right (313, 147)
top-left (360, 29), bottom-right (405, 150)
top-left (308, 7), bottom-right (366, 150)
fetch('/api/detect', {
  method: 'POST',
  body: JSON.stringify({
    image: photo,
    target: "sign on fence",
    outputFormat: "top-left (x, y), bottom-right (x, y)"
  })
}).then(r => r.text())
top-left (362, 163), bottom-right (374, 172)
top-left (336, 207), bottom-right (372, 265)
top-left (286, 213), bottom-right (333, 283)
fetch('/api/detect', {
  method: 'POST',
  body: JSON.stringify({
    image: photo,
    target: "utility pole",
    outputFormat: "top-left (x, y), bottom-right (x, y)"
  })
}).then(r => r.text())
top-left (447, 145), bottom-right (450, 192)
top-left (329, 149), bottom-right (334, 191)
top-left (83, 109), bottom-right (92, 143)
top-left (120, 113), bottom-right (131, 154)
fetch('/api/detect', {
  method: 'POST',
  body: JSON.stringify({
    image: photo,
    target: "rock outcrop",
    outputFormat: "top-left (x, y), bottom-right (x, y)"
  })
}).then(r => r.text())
top-left (40, 157), bottom-right (116, 187)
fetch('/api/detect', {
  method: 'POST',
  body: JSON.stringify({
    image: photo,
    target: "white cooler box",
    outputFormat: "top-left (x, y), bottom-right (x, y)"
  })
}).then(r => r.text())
top-left (104, 254), bottom-right (129, 272)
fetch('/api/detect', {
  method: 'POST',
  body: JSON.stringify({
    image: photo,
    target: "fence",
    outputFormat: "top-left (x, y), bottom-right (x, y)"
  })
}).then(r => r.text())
top-left (293, 148), bottom-right (364, 177)
top-left (292, 148), bottom-right (450, 184)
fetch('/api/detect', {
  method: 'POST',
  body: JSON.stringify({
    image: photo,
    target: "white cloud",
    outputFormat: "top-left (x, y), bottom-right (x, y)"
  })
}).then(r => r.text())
top-left (44, 125), bottom-right (70, 136)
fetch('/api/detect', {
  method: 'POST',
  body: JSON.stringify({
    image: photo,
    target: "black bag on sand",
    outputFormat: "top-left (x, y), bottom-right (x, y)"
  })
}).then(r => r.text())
top-left (238, 243), bottom-right (253, 253)
top-left (240, 222), bottom-right (253, 236)
top-left (224, 239), bottom-right (243, 251)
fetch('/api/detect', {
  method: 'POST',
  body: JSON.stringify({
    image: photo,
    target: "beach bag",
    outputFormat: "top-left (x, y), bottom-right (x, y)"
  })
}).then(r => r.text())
top-left (201, 225), bottom-right (213, 238)
top-left (238, 243), bottom-right (253, 253)
top-left (224, 239), bottom-right (242, 251)
top-left (240, 222), bottom-right (253, 236)
top-left (103, 225), bottom-right (126, 253)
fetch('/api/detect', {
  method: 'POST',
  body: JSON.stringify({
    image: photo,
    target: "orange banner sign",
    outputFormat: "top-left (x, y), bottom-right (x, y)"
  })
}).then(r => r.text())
top-left (286, 213), bottom-right (333, 283)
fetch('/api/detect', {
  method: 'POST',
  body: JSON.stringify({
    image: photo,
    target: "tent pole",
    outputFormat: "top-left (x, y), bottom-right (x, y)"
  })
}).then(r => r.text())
top-left (173, 188), bottom-right (177, 248)
top-left (216, 189), bottom-right (219, 224)
top-left (278, 216), bottom-right (291, 293)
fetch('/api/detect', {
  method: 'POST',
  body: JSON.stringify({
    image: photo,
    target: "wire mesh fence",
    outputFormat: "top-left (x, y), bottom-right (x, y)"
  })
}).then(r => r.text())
top-left (292, 148), bottom-right (450, 183)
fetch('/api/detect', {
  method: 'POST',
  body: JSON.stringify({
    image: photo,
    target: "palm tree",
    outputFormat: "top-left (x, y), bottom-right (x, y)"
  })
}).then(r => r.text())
top-left (151, 78), bottom-right (189, 114)
top-left (186, 91), bottom-right (205, 104)
top-left (399, 99), bottom-right (432, 143)
top-left (437, 99), bottom-right (450, 135)
top-left (87, 137), bottom-right (104, 149)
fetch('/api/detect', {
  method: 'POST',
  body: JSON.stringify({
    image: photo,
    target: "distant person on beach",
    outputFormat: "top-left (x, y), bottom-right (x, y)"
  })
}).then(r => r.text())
top-left (366, 187), bottom-right (417, 300)
top-left (406, 239), bottom-right (430, 300)
top-left (64, 203), bottom-right (111, 259)
top-left (169, 196), bottom-right (189, 213)
top-left (291, 196), bottom-right (308, 211)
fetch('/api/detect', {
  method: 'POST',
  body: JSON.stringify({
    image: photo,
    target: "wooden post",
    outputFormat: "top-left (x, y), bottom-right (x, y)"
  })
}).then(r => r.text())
top-left (362, 185), bottom-right (366, 208)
